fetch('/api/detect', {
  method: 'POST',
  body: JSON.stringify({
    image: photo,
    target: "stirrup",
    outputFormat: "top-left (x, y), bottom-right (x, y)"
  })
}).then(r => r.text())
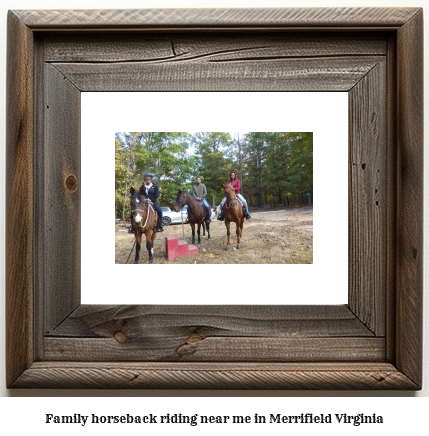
top-left (217, 213), bottom-right (224, 221)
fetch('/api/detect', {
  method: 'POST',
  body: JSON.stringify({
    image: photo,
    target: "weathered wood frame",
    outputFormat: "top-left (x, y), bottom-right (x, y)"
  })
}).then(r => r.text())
top-left (6, 8), bottom-right (423, 389)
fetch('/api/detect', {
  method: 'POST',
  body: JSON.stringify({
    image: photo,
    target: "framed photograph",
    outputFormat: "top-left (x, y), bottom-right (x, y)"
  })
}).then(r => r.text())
top-left (6, 7), bottom-right (423, 389)
top-left (83, 92), bottom-right (347, 306)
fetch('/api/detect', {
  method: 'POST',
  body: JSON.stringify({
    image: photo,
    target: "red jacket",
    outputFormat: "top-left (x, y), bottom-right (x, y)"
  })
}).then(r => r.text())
top-left (227, 172), bottom-right (241, 194)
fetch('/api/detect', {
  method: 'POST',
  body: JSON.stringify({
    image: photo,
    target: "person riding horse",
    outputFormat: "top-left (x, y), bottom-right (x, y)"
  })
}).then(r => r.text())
top-left (217, 171), bottom-right (251, 221)
top-left (129, 172), bottom-right (164, 233)
top-left (192, 176), bottom-right (212, 220)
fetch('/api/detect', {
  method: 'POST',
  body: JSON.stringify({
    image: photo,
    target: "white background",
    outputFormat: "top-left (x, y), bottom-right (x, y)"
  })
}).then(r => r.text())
top-left (0, 0), bottom-right (428, 427)
top-left (82, 92), bottom-right (348, 305)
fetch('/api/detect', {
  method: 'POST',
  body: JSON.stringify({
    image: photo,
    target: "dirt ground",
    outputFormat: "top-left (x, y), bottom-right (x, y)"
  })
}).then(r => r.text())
top-left (115, 205), bottom-right (313, 265)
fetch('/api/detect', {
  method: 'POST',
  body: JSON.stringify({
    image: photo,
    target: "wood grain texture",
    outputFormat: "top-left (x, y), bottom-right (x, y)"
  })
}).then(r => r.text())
top-left (42, 33), bottom-right (388, 63)
top-left (44, 305), bottom-right (380, 362)
top-left (348, 62), bottom-right (386, 335)
top-left (384, 34), bottom-right (399, 364)
top-left (395, 9), bottom-right (423, 387)
top-left (44, 337), bottom-right (385, 362)
top-left (47, 305), bottom-right (374, 338)
top-left (43, 64), bottom-right (81, 333)
top-left (6, 7), bottom-right (423, 390)
top-left (11, 362), bottom-right (419, 390)
top-left (14, 8), bottom-right (420, 29)
top-left (52, 56), bottom-right (383, 92)
top-left (6, 11), bottom-right (34, 388)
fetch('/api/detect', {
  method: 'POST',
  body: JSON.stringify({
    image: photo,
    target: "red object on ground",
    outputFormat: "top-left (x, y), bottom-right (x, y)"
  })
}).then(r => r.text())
top-left (165, 236), bottom-right (199, 261)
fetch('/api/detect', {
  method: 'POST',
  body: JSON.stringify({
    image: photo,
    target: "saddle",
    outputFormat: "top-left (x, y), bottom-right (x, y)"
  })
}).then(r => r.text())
top-left (196, 199), bottom-right (210, 220)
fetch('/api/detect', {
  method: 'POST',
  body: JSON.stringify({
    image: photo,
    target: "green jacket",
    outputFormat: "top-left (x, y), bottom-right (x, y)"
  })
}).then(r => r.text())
top-left (192, 183), bottom-right (207, 199)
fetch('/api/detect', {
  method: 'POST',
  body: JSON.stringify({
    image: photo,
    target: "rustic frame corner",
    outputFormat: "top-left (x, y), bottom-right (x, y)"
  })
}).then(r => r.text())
top-left (6, 7), bottom-right (423, 390)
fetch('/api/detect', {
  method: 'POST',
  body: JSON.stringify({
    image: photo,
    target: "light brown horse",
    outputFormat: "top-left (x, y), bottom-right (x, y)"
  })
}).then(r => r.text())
top-left (130, 186), bottom-right (158, 264)
top-left (221, 183), bottom-right (244, 250)
top-left (173, 189), bottom-right (210, 247)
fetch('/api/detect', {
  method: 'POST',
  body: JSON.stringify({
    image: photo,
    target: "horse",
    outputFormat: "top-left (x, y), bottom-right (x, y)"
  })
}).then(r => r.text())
top-left (173, 189), bottom-right (211, 247)
top-left (221, 183), bottom-right (244, 250)
top-left (129, 186), bottom-right (158, 264)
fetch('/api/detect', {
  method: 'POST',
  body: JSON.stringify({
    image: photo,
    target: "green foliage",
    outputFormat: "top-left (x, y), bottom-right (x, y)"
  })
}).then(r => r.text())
top-left (190, 132), bottom-right (235, 206)
top-left (115, 131), bottom-right (313, 217)
top-left (240, 132), bottom-right (313, 207)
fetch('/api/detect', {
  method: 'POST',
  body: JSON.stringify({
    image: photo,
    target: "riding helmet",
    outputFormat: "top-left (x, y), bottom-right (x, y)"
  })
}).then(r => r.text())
top-left (143, 171), bottom-right (153, 180)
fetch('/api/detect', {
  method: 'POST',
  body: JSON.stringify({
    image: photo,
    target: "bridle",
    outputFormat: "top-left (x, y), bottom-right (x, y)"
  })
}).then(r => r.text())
top-left (174, 192), bottom-right (188, 210)
top-left (224, 188), bottom-right (237, 209)
top-left (132, 198), bottom-right (153, 230)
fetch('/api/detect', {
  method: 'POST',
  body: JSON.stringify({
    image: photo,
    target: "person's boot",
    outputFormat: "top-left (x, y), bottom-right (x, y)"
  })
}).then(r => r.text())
top-left (128, 218), bottom-right (134, 233)
top-left (217, 211), bottom-right (224, 221)
top-left (156, 222), bottom-right (164, 232)
top-left (243, 207), bottom-right (252, 220)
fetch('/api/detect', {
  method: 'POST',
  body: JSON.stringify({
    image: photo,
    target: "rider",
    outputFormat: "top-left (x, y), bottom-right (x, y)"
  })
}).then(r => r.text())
top-left (129, 172), bottom-right (164, 233)
top-left (217, 170), bottom-right (251, 221)
top-left (140, 172), bottom-right (164, 233)
top-left (192, 176), bottom-right (212, 220)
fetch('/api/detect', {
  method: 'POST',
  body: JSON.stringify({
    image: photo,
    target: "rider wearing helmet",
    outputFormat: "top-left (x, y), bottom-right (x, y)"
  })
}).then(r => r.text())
top-left (128, 172), bottom-right (164, 233)
top-left (140, 172), bottom-right (163, 233)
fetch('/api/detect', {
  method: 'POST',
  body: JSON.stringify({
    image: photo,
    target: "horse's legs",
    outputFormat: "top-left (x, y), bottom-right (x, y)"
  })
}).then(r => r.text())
top-left (134, 233), bottom-right (142, 264)
top-left (197, 223), bottom-right (201, 247)
top-left (236, 221), bottom-right (241, 249)
top-left (190, 222), bottom-right (196, 245)
top-left (225, 220), bottom-right (231, 251)
top-left (146, 232), bottom-right (154, 264)
top-left (207, 220), bottom-right (211, 240)
top-left (236, 218), bottom-right (244, 249)
top-left (202, 221), bottom-right (206, 237)
top-left (149, 225), bottom-right (157, 263)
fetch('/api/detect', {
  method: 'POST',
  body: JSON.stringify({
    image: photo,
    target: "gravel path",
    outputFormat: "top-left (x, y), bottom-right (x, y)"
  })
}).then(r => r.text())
top-left (248, 206), bottom-right (313, 220)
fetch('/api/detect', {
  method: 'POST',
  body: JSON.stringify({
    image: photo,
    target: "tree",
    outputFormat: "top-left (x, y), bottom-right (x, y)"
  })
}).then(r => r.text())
top-left (229, 132), bottom-right (246, 192)
top-left (115, 134), bottom-right (134, 221)
top-left (115, 131), bottom-right (313, 220)
top-left (234, 132), bottom-right (313, 208)
top-left (191, 132), bottom-right (234, 206)
top-left (243, 132), bottom-right (266, 208)
top-left (115, 132), bottom-right (191, 216)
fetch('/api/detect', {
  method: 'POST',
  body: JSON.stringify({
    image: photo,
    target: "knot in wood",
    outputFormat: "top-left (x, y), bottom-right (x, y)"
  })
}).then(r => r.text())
top-left (186, 333), bottom-right (203, 344)
top-left (64, 174), bottom-right (78, 193)
top-left (114, 331), bottom-right (128, 343)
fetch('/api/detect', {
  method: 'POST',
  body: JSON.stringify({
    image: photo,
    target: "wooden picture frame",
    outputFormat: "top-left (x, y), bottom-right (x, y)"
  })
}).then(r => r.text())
top-left (6, 7), bottom-right (423, 389)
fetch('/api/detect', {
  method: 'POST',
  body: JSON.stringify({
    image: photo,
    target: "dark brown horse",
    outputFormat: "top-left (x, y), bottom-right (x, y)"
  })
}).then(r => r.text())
top-left (221, 183), bottom-right (244, 250)
top-left (130, 186), bottom-right (158, 264)
top-left (173, 189), bottom-right (211, 247)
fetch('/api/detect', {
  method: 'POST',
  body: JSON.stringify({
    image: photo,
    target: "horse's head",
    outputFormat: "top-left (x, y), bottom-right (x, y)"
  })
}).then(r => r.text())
top-left (130, 186), bottom-right (147, 226)
top-left (173, 189), bottom-right (187, 212)
top-left (221, 183), bottom-right (237, 208)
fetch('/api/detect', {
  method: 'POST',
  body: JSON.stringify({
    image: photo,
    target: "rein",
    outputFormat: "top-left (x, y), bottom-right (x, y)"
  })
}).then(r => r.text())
top-left (176, 192), bottom-right (187, 209)
top-left (174, 192), bottom-right (190, 212)
top-left (132, 200), bottom-right (155, 232)
top-left (176, 192), bottom-right (205, 222)
top-left (224, 190), bottom-right (238, 209)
